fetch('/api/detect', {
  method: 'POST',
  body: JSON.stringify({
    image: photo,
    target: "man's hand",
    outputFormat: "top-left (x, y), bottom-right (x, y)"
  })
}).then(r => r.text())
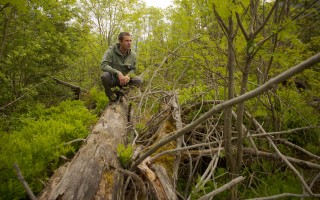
top-left (118, 72), bottom-right (130, 86)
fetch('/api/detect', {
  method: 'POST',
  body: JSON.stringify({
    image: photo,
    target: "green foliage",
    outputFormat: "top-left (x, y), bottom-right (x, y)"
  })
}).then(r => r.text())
top-left (117, 144), bottom-right (133, 169)
top-left (0, 0), bottom-right (92, 111)
top-left (189, 167), bottom-right (228, 199)
top-left (135, 123), bottom-right (146, 132)
top-left (84, 87), bottom-right (109, 115)
top-left (277, 87), bottom-right (319, 148)
top-left (0, 0), bottom-right (319, 199)
top-left (0, 100), bottom-right (96, 199)
top-left (241, 161), bottom-right (303, 199)
top-left (189, 163), bottom-right (305, 199)
top-left (0, 72), bottom-right (11, 106)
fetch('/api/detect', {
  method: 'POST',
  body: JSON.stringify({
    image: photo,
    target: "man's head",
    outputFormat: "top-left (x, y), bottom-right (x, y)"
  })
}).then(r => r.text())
top-left (118, 32), bottom-right (132, 52)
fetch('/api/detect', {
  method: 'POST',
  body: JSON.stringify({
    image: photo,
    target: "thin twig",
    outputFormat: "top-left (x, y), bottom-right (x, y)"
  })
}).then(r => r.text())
top-left (248, 111), bottom-right (314, 195)
top-left (309, 173), bottom-right (320, 190)
top-left (245, 193), bottom-right (320, 200)
top-left (149, 126), bottom-right (319, 162)
top-left (118, 168), bottom-right (147, 199)
top-left (198, 176), bottom-right (245, 200)
top-left (13, 163), bottom-right (37, 200)
top-left (171, 93), bottom-right (183, 190)
top-left (64, 138), bottom-right (85, 145)
top-left (243, 148), bottom-right (320, 170)
top-left (276, 138), bottom-right (320, 161)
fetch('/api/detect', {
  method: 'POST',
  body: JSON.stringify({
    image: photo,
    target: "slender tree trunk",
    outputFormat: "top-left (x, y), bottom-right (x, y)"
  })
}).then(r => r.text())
top-left (0, 6), bottom-right (14, 63)
top-left (235, 57), bottom-right (252, 173)
top-left (223, 16), bottom-right (235, 173)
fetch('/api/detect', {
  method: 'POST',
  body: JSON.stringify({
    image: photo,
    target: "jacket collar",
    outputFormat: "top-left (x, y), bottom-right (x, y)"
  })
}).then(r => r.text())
top-left (114, 43), bottom-right (131, 56)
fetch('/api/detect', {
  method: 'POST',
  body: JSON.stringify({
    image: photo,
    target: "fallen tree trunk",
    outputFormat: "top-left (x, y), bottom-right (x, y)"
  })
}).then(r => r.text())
top-left (38, 103), bottom-right (128, 200)
top-left (51, 77), bottom-right (84, 100)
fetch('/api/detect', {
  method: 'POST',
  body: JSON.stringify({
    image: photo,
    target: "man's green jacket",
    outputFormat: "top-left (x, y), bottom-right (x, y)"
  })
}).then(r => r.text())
top-left (101, 43), bottom-right (136, 76)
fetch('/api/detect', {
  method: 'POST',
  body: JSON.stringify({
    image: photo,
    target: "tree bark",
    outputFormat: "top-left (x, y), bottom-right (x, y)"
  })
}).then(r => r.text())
top-left (38, 103), bottom-right (128, 200)
top-left (0, 5), bottom-right (14, 63)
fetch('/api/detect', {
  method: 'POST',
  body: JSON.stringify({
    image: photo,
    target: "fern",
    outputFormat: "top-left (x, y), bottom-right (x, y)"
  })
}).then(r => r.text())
top-left (117, 144), bottom-right (133, 169)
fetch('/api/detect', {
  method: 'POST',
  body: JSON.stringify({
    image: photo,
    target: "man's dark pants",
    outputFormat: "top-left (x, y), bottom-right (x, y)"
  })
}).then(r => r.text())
top-left (101, 72), bottom-right (142, 101)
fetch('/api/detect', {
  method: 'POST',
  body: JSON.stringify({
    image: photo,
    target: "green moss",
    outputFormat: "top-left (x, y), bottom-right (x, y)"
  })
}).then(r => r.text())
top-left (152, 142), bottom-right (176, 177)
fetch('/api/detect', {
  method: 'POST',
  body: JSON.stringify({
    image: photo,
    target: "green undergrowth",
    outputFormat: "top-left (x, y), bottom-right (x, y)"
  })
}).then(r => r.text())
top-left (187, 161), bottom-right (317, 200)
top-left (117, 144), bottom-right (133, 169)
top-left (0, 100), bottom-right (97, 199)
top-left (84, 86), bottom-right (109, 115)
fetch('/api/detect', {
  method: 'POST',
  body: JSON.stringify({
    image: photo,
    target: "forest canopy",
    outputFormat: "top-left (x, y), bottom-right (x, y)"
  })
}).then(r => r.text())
top-left (0, 0), bottom-right (319, 199)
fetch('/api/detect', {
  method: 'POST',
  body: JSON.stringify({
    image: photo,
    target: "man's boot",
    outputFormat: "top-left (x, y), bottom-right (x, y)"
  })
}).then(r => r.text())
top-left (115, 90), bottom-right (125, 102)
top-left (105, 88), bottom-right (118, 102)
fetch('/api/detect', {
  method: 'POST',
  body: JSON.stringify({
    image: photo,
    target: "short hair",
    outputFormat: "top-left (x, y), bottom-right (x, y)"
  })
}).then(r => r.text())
top-left (118, 32), bottom-right (131, 41)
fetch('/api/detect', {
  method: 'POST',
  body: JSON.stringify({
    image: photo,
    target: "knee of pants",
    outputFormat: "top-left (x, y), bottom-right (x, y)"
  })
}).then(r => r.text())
top-left (130, 76), bottom-right (143, 85)
top-left (101, 72), bottom-right (113, 86)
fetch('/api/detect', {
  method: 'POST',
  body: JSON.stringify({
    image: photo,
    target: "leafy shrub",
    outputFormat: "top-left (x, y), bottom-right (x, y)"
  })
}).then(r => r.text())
top-left (0, 100), bottom-right (96, 199)
top-left (240, 165), bottom-right (302, 199)
top-left (84, 86), bottom-right (108, 115)
top-left (117, 144), bottom-right (133, 169)
top-left (277, 88), bottom-right (319, 150)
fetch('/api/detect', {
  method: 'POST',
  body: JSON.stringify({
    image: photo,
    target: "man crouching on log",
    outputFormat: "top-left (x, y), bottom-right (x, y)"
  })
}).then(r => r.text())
top-left (101, 32), bottom-right (142, 102)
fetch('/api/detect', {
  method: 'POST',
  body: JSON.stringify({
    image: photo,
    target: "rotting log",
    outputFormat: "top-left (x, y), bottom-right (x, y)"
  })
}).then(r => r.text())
top-left (38, 99), bottom-right (178, 200)
top-left (38, 102), bottom-right (128, 200)
top-left (143, 109), bottom-right (178, 199)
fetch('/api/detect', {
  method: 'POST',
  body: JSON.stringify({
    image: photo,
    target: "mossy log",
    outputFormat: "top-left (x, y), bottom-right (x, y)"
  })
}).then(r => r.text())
top-left (38, 103), bottom-right (128, 200)
top-left (137, 107), bottom-right (178, 200)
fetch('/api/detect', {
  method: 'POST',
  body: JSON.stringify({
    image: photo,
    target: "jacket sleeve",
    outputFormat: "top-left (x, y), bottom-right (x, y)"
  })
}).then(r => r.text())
top-left (100, 48), bottom-right (120, 75)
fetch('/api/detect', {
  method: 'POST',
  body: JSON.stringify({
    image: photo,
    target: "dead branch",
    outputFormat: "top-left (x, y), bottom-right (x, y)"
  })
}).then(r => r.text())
top-left (176, 147), bottom-right (320, 170)
top-left (160, 146), bottom-right (320, 170)
top-left (152, 164), bottom-right (177, 200)
top-left (253, 126), bottom-right (319, 137)
top-left (192, 142), bottom-right (222, 197)
top-left (149, 125), bottom-right (319, 163)
top-left (245, 193), bottom-right (320, 200)
top-left (131, 52), bottom-right (320, 170)
top-left (118, 168), bottom-right (147, 199)
top-left (310, 173), bottom-right (320, 190)
top-left (232, 110), bottom-right (258, 152)
top-left (51, 77), bottom-right (84, 100)
top-left (64, 138), bottom-right (85, 145)
top-left (138, 159), bottom-right (177, 200)
top-left (0, 3), bottom-right (10, 12)
top-left (276, 138), bottom-right (320, 161)
top-left (198, 176), bottom-right (245, 200)
top-left (51, 77), bottom-right (83, 91)
top-left (247, 111), bottom-right (314, 195)
top-left (170, 93), bottom-right (183, 189)
top-left (13, 163), bottom-right (36, 200)
top-left (59, 156), bottom-right (70, 161)
top-left (243, 148), bottom-right (320, 170)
